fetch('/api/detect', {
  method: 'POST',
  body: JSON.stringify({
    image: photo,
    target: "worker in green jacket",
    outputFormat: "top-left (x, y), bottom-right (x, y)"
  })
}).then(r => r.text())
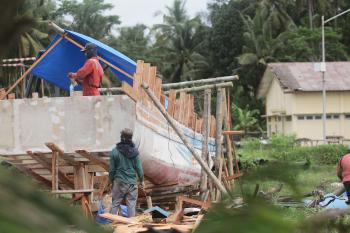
top-left (109, 128), bottom-right (144, 217)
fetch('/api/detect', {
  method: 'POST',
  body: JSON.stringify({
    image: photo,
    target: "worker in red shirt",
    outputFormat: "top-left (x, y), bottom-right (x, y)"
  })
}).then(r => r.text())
top-left (337, 144), bottom-right (350, 204)
top-left (68, 43), bottom-right (103, 96)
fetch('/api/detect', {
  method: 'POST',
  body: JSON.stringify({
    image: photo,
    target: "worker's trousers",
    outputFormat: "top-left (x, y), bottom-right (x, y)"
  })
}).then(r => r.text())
top-left (110, 179), bottom-right (138, 217)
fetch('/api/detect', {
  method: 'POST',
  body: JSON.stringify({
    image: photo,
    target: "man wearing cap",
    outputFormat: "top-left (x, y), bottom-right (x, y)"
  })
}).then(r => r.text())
top-left (109, 128), bottom-right (144, 217)
top-left (68, 43), bottom-right (103, 96)
top-left (337, 144), bottom-right (350, 204)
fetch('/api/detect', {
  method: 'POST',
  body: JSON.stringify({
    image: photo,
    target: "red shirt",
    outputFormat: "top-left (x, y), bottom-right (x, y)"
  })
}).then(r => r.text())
top-left (73, 57), bottom-right (103, 96)
top-left (340, 153), bottom-right (350, 182)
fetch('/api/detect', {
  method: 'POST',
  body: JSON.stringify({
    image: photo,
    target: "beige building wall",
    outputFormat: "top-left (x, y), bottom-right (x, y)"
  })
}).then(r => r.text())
top-left (265, 76), bottom-right (350, 140)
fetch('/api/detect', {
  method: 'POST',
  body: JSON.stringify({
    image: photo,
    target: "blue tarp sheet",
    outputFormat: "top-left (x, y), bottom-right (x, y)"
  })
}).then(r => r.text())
top-left (304, 192), bottom-right (349, 209)
top-left (31, 30), bottom-right (136, 91)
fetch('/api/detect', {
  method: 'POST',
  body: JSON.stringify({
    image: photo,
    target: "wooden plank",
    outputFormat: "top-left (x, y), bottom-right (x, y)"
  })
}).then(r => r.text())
top-left (149, 66), bottom-right (157, 93)
top-left (136, 60), bottom-right (144, 74)
top-left (178, 195), bottom-right (211, 210)
top-left (141, 63), bottom-right (151, 105)
top-left (167, 89), bottom-right (176, 117)
top-left (155, 77), bottom-right (162, 100)
top-left (75, 150), bottom-right (109, 171)
top-left (160, 94), bottom-right (166, 107)
top-left (173, 99), bottom-right (181, 121)
top-left (27, 151), bottom-right (74, 189)
top-left (51, 189), bottom-right (94, 194)
top-left (179, 92), bottom-right (186, 124)
top-left (224, 173), bottom-right (244, 181)
top-left (45, 143), bottom-right (78, 166)
top-left (0, 88), bottom-right (6, 100)
top-left (133, 73), bottom-right (142, 100)
top-left (210, 116), bottom-right (216, 138)
top-left (222, 130), bottom-right (244, 135)
top-left (52, 151), bottom-right (58, 191)
top-left (99, 213), bottom-right (139, 224)
top-left (122, 81), bottom-right (137, 102)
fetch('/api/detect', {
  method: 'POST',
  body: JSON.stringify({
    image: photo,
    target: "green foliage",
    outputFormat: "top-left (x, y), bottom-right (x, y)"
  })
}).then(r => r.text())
top-left (57, 0), bottom-right (120, 40)
top-left (0, 167), bottom-right (108, 233)
top-left (151, 0), bottom-right (210, 83)
top-left (232, 104), bottom-right (262, 134)
top-left (239, 134), bottom-right (347, 165)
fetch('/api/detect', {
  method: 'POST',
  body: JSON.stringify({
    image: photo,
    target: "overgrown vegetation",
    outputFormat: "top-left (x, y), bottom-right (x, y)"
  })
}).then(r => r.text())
top-left (239, 134), bottom-right (347, 168)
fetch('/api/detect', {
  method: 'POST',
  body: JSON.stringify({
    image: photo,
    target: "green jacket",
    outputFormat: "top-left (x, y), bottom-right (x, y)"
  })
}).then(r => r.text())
top-left (109, 146), bottom-right (144, 185)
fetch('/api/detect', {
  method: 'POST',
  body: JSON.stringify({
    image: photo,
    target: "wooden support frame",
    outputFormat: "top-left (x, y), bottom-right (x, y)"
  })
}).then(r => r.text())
top-left (14, 164), bottom-right (52, 188)
top-left (75, 150), bottom-right (109, 171)
top-left (45, 142), bottom-right (78, 166)
top-left (27, 151), bottom-right (74, 189)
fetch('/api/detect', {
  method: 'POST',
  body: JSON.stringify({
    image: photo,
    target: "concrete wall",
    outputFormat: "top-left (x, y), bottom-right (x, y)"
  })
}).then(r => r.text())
top-left (0, 95), bottom-right (135, 155)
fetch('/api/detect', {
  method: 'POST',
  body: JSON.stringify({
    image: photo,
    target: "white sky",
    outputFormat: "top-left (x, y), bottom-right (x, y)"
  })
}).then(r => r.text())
top-left (105, 0), bottom-right (210, 27)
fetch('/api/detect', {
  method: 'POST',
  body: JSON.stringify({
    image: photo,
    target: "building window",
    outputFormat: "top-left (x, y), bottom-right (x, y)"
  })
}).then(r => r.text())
top-left (333, 114), bottom-right (340, 119)
top-left (315, 115), bottom-right (322, 120)
top-left (277, 116), bottom-right (281, 121)
top-left (326, 115), bottom-right (332, 119)
top-left (345, 114), bottom-right (350, 119)
top-left (286, 116), bottom-right (292, 121)
top-left (306, 115), bottom-right (313, 120)
top-left (297, 115), bottom-right (305, 120)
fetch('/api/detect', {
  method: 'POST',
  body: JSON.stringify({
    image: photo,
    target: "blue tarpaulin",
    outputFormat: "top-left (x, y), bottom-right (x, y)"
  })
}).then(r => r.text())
top-left (31, 30), bottom-right (136, 91)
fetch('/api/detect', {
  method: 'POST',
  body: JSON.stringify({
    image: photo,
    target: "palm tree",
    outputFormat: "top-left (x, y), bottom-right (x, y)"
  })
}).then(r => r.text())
top-left (107, 24), bottom-right (151, 61)
top-left (57, 0), bottom-right (120, 40)
top-left (232, 104), bottom-right (261, 135)
top-left (153, 0), bottom-right (208, 83)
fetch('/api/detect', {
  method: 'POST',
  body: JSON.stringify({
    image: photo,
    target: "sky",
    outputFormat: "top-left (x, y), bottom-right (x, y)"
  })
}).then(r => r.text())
top-left (105, 0), bottom-right (211, 27)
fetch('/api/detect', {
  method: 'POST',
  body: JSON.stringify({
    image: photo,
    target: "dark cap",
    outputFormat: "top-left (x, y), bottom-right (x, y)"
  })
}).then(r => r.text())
top-left (81, 43), bottom-right (97, 52)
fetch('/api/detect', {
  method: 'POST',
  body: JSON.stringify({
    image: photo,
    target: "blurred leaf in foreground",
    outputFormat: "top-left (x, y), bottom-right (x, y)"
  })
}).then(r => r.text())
top-left (0, 167), bottom-right (108, 233)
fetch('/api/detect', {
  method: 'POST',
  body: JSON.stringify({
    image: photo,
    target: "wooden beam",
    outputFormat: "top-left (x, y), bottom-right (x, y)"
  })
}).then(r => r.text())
top-left (52, 151), bottom-right (58, 191)
top-left (178, 195), bottom-right (211, 210)
top-left (224, 173), bottom-right (244, 181)
top-left (167, 89), bottom-right (176, 117)
top-left (75, 150), bottom-right (109, 171)
top-left (45, 143), bottom-right (78, 166)
top-left (164, 82), bottom-right (233, 94)
top-left (99, 213), bottom-right (139, 224)
top-left (27, 151), bottom-right (74, 189)
top-left (162, 76), bottom-right (239, 90)
top-left (222, 130), bottom-right (244, 135)
top-left (51, 189), bottom-right (94, 194)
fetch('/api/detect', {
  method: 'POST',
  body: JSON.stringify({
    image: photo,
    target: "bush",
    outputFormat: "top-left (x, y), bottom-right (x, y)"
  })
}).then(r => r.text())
top-left (238, 134), bottom-right (347, 165)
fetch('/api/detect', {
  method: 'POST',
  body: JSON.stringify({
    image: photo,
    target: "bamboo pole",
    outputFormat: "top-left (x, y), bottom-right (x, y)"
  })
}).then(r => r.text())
top-left (141, 83), bottom-right (229, 196)
top-left (163, 82), bottom-right (233, 94)
top-left (162, 76), bottom-right (238, 90)
top-left (215, 88), bottom-right (224, 200)
top-left (0, 36), bottom-right (64, 100)
top-left (200, 89), bottom-right (211, 199)
top-left (222, 89), bottom-right (234, 184)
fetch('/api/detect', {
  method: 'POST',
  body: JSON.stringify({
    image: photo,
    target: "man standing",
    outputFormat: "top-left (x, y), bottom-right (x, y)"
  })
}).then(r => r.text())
top-left (109, 129), bottom-right (144, 217)
top-left (68, 43), bottom-right (103, 96)
top-left (337, 144), bottom-right (350, 204)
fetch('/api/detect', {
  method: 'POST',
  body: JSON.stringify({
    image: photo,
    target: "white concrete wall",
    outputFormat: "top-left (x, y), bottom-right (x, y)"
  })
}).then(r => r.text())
top-left (0, 95), bottom-right (135, 155)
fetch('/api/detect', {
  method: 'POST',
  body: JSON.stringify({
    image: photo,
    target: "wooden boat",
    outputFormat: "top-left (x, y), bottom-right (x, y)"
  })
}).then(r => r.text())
top-left (0, 29), bottom-right (217, 189)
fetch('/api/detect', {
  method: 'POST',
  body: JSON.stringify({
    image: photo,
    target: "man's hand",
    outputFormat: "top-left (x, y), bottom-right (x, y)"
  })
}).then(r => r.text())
top-left (68, 72), bottom-right (75, 79)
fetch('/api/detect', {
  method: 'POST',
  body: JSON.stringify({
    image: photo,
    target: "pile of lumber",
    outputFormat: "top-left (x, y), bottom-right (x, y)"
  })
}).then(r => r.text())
top-left (99, 194), bottom-right (208, 233)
